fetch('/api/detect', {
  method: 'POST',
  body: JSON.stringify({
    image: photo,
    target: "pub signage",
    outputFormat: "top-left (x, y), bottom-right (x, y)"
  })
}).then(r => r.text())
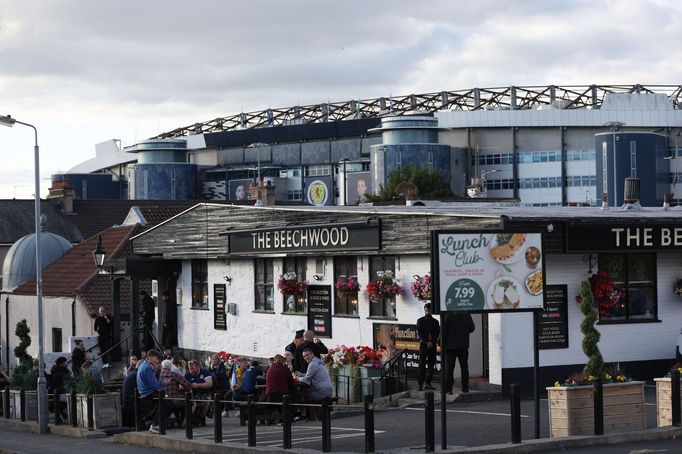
top-left (307, 285), bottom-right (332, 338)
top-left (228, 221), bottom-right (380, 254)
top-left (566, 223), bottom-right (682, 252)
top-left (537, 285), bottom-right (568, 350)
top-left (213, 284), bottom-right (227, 331)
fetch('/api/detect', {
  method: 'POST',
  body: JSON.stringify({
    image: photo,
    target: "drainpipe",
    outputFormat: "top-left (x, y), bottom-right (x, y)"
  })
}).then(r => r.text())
top-left (71, 300), bottom-right (76, 337)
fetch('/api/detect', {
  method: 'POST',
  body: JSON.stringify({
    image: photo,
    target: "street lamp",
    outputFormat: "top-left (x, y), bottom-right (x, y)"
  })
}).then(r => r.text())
top-left (0, 114), bottom-right (48, 434)
top-left (93, 235), bottom-right (106, 268)
top-left (247, 142), bottom-right (268, 182)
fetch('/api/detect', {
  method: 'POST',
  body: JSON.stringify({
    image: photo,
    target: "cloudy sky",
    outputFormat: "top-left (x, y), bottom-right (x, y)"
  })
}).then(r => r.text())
top-left (1, 0), bottom-right (681, 199)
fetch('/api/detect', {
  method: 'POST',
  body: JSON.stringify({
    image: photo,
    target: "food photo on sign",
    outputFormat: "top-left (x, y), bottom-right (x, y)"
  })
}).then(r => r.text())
top-left (434, 231), bottom-right (545, 312)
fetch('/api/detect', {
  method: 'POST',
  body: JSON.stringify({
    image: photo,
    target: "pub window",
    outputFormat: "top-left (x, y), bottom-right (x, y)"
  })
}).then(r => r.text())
top-left (191, 259), bottom-right (209, 309)
top-left (283, 257), bottom-right (307, 314)
top-left (369, 255), bottom-right (397, 318)
top-left (254, 258), bottom-right (274, 312)
top-left (334, 256), bottom-right (359, 316)
top-left (598, 253), bottom-right (656, 322)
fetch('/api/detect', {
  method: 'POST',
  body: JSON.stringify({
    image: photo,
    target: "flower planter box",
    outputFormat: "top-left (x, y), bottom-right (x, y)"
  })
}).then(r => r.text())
top-left (8, 389), bottom-right (37, 421)
top-left (67, 392), bottom-right (121, 429)
top-left (359, 366), bottom-right (383, 398)
top-left (654, 377), bottom-right (682, 427)
top-left (547, 381), bottom-right (645, 437)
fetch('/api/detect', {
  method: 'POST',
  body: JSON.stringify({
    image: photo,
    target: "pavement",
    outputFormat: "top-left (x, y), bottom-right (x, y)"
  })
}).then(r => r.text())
top-left (1, 384), bottom-right (681, 453)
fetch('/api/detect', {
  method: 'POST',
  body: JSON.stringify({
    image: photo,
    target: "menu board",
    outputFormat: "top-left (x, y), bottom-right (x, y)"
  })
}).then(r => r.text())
top-left (307, 285), bottom-right (332, 338)
top-left (537, 285), bottom-right (568, 349)
top-left (213, 284), bottom-right (227, 331)
top-left (433, 231), bottom-right (545, 312)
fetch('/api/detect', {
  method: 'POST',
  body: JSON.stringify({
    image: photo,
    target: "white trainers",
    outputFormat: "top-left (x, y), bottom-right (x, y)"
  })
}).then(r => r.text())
top-left (221, 410), bottom-right (229, 418)
top-left (149, 424), bottom-right (160, 434)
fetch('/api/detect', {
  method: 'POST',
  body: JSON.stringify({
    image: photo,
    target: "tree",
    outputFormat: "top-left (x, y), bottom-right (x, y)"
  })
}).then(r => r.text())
top-left (367, 165), bottom-right (455, 202)
top-left (579, 280), bottom-right (604, 377)
top-left (11, 319), bottom-right (37, 390)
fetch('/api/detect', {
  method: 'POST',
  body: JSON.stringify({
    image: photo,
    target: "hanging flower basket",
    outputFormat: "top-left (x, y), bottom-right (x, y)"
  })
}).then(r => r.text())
top-left (277, 272), bottom-right (309, 296)
top-left (575, 271), bottom-right (624, 317)
top-left (410, 273), bottom-right (432, 302)
top-left (366, 270), bottom-right (404, 303)
top-left (335, 276), bottom-right (361, 292)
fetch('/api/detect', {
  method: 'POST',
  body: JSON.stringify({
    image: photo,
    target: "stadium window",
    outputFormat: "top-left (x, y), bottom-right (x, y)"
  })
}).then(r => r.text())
top-left (597, 254), bottom-right (657, 323)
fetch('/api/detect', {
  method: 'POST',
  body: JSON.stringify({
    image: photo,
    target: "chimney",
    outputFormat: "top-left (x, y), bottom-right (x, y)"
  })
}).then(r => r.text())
top-left (621, 177), bottom-right (641, 210)
top-left (47, 176), bottom-right (75, 214)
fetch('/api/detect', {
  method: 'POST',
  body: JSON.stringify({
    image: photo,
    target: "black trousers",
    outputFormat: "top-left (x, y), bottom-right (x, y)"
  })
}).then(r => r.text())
top-left (161, 323), bottom-right (177, 347)
top-left (417, 344), bottom-right (437, 386)
top-left (98, 336), bottom-right (111, 364)
top-left (445, 348), bottom-right (470, 392)
top-left (143, 323), bottom-right (155, 351)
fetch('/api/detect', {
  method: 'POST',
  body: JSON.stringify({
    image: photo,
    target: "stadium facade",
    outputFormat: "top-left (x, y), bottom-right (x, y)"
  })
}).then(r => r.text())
top-left (59, 84), bottom-right (682, 208)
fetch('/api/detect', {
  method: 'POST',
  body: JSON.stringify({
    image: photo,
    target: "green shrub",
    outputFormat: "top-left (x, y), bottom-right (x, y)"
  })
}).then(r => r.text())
top-left (11, 319), bottom-right (37, 390)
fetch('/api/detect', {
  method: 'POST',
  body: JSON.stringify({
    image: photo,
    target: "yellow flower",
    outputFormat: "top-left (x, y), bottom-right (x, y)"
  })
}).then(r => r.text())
top-left (586, 375), bottom-right (594, 382)
top-left (604, 373), bottom-right (612, 381)
top-left (616, 375), bottom-right (625, 382)
top-left (677, 367), bottom-right (682, 374)
top-left (554, 381), bottom-right (561, 387)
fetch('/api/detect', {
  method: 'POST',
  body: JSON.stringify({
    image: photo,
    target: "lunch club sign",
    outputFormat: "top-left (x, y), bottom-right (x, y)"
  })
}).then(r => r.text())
top-left (432, 231), bottom-right (545, 313)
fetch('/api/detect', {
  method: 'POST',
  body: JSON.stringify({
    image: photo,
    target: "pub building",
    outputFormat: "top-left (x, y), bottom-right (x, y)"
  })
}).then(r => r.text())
top-left (130, 202), bottom-right (682, 391)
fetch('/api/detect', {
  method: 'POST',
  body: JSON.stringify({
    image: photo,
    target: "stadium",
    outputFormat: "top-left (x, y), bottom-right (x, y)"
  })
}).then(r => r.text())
top-left (61, 83), bottom-right (682, 209)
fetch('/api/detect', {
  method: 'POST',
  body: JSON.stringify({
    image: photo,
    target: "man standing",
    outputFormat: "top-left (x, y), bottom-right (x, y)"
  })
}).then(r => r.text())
top-left (416, 303), bottom-right (440, 391)
top-left (285, 330), bottom-right (304, 372)
top-left (160, 291), bottom-right (177, 348)
top-left (140, 290), bottom-right (156, 351)
top-left (295, 330), bottom-right (328, 373)
top-left (444, 311), bottom-right (475, 394)
top-left (94, 306), bottom-right (113, 365)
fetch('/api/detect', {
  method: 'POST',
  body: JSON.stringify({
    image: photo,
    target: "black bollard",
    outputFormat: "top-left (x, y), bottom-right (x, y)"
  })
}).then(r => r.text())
top-left (4, 387), bottom-right (10, 419)
top-left (158, 391), bottom-right (166, 435)
top-left (214, 393), bottom-right (222, 444)
top-left (20, 389), bottom-right (25, 422)
top-left (70, 391), bottom-right (77, 427)
top-left (134, 393), bottom-right (143, 432)
top-left (510, 384), bottom-right (521, 444)
top-left (247, 395), bottom-right (256, 447)
top-left (321, 397), bottom-right (331, 453)
top-left (185, 392), bottom-right (193, 440)
top-left (54, 392), bottom-right (61, 425)
top-left (364, 394), bottom-right (375, 453)
top-left (594, 378), bottom-right (604, 435)
top-left (87, 395), bottom-right (94, 431)
top-left (424, 390), bottom-right (434, 453)
top-left (673, 369), bottom-right (681, 427)
top-left (282, 395), bottom-right (292, 450)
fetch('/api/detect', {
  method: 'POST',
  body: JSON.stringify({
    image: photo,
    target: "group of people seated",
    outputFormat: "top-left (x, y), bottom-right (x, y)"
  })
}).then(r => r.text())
top-left (122, 330), bottom-right (334, 433)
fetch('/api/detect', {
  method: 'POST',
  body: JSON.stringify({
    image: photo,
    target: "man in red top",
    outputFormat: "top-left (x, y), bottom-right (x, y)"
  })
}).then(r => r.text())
top-left (265, 354), bottom-right (294, 402)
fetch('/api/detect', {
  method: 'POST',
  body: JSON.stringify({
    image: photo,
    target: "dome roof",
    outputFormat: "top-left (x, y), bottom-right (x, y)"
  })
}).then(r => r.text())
top-left (2, 231), bottom-right (72, 291)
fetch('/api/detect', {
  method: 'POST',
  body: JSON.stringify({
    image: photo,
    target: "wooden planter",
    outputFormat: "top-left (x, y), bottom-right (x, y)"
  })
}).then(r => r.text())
top-left (67, 392), bottom-right (121, 429)
top-left (8, 389), bottom-right (37, 421)
top-left (547, 381), bottom-right (645, 437)
top-left (654, 377), bottom-right (682, 427)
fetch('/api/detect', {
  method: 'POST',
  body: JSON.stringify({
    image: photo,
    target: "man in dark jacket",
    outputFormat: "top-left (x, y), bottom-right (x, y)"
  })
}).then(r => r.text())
top-left (285, 330), bottom-right (304, 371)
top-left (416, 303), bottom-right (440, 391)
top-left (140, 290), bottom-right (156, 351)
top-left (295, 330), bottom-right (328, 373)
top-left (94, 306), bottom-right (113, 365)
top-left (49, 357), bottom-right (71, 420)
top-left (160, 291), bottom-right (177, 347)
top-left (443, 311), bottom-right (475, 394)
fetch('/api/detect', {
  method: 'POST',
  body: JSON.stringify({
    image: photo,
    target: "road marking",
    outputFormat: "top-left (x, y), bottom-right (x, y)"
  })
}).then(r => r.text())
top-left (266, 431), bottom-right (380, 447)
top-left (628, 449), bottom-right (668, 453)
top-left (405, 407), bottom-right (530, 418)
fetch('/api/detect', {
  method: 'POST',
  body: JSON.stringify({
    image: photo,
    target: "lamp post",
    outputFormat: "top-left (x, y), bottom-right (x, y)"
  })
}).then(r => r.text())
top-left (0, 114), bottom-right (48, 434)
top-left (247, 142), bottom-right (268, 182)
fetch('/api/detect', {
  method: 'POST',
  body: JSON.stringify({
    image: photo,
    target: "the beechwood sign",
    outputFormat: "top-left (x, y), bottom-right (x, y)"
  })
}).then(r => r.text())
top-left (566, 224), bottom-right (682, 252)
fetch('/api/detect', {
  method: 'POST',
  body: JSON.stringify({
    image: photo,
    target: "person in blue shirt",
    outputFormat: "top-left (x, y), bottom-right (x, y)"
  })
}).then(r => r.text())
top-left (136, 349), bottom-right (167, 433)
top-left (185, 360), bottom-right (213, 425)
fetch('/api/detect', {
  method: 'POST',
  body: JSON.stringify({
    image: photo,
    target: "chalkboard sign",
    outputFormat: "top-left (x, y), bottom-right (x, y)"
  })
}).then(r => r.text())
top-left (214, 284), bottom-right (227, 331)
top-left (307, 285), bottom-right (332, 338)
top-left (537, 285), bottom-right (568, 349)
